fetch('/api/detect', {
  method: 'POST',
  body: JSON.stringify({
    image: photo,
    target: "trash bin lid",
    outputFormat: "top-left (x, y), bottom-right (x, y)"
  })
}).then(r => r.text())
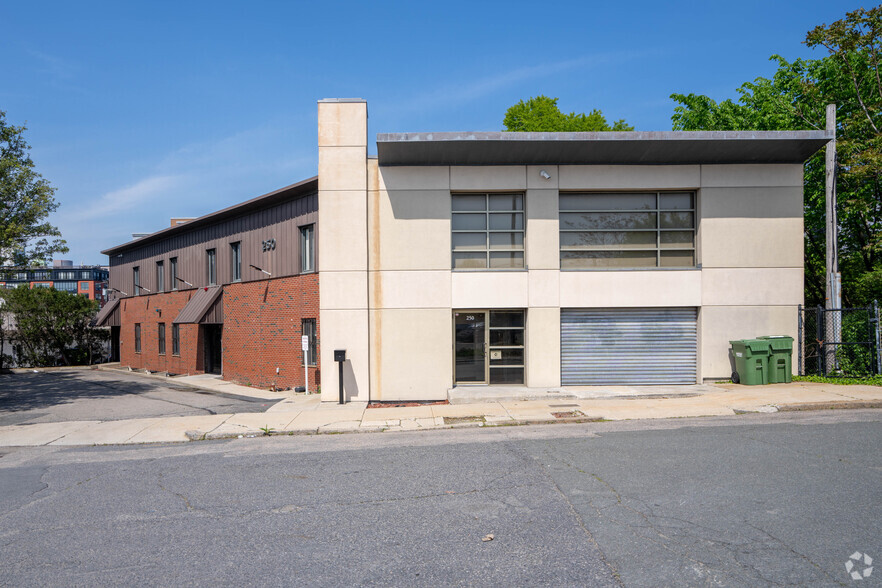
top-left (757, 335), bottom-right (793, 350)
top-left (743, 339), bottom-right (772, 352)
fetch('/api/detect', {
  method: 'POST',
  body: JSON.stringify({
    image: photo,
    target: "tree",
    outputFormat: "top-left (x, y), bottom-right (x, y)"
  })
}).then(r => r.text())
top-left (0, 111), bottom-right (67, 267)
top-left (670, 7), bottom-right (882, 307)
top-left (503, 95), bottom-right (634, 132)
top-left (0, 286), bottom-right (106, 367)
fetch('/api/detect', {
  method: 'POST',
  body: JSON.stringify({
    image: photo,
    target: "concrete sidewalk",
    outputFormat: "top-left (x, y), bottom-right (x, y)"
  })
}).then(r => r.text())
top-left (1, 370), bottom-right (880, 447)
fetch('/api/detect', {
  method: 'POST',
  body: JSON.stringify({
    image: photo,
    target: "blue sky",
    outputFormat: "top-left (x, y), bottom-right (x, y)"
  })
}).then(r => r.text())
top-left (2, 0), bottom-right (855, 265)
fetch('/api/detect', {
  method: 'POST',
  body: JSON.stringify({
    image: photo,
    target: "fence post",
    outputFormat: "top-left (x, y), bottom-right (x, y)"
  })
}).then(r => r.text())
top-left (874, 300), bottom-right (882, 375)
top-left (798, 305), bottom-right (804, 376)
top-left (817, 305), bottom-right (826, 376)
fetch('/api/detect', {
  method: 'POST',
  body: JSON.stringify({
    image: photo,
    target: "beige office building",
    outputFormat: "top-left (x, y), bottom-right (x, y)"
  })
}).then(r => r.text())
top-left (318, 99), bottom-right (829, 402)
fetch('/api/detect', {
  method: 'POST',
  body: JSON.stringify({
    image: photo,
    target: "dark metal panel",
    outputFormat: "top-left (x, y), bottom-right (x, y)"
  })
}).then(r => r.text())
top-left (561, 308), bottom-right (697, 385)
top-left (175, 286), bottom-right (223, 324)
top-left (104, 189), bottom-right (318, 297)
top-left (202, 294), bottom-right (224, 324)
top-left (376, 131), bottom-right (831, 166)
top-left (93, 298), bottom-right (121, 327)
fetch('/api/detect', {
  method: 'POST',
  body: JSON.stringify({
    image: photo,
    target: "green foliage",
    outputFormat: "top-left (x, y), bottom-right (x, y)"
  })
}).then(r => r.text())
top-left (852, 269), bottom-right (882, 305)
top-left (0, 111), bottom-right (67, 267)
top-left (0, 286), bottom-right (106, 367)
top-left (670, 7), bottom-right (882, 307)
top-left (793, 374), bottom-right (882, 386)
top-left (503, 95), bottom-right (634, 132)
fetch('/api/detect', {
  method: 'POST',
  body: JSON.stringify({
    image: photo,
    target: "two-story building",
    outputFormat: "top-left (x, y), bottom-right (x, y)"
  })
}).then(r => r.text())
top-left (100, 98), bottom-right (831, 401)
top-left (97, 179), bottom-right (319, 387)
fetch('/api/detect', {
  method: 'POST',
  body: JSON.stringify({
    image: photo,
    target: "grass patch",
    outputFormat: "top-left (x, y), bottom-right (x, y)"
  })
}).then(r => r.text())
top-left (793, 374), bottom-right (882, 386)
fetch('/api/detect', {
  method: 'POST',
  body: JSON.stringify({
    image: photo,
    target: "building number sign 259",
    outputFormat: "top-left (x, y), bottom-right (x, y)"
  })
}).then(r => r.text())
top-left (262, 238), bottom-right (276, 252)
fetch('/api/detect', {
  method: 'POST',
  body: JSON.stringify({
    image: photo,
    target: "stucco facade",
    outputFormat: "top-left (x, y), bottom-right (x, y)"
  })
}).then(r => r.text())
top-left (318, 99), bottom-right (827, 402)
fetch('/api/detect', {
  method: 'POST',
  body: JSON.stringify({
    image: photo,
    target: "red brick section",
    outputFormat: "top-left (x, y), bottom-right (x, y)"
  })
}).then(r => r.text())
top-left (117, 273), bottom-right (319, 390)
top-left (118, 290), bottom-right (202, 375)
top-left (223, 274), bottom-right (320, 389)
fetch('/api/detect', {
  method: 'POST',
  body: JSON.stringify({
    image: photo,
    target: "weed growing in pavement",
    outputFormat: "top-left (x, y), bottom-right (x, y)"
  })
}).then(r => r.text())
top-left (259, 425), bottom-right (275, 436)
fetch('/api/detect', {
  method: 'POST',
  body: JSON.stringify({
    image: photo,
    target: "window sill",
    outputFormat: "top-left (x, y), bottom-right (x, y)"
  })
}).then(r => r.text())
top-left (452, 268), bottom-right (528, 273)
top-left (559, 266), bottom-right (701, 272)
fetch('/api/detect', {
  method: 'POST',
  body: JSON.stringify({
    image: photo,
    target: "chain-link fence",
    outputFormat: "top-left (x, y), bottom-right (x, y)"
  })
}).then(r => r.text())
top-left (798, 303), bottom-right (882, 377)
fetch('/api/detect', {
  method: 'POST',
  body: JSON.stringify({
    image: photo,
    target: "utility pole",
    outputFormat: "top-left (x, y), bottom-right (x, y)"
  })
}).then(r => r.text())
top-left (824, 104), bottom-right (839, 373)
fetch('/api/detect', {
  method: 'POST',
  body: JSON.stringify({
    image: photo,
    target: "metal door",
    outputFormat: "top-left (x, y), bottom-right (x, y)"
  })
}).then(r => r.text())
top-left (561, 308), bottom-right (697, 385)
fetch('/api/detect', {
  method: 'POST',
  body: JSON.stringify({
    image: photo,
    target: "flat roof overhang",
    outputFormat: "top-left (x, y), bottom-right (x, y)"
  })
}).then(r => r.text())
top-left (376, 130), bottom-right (832, 166)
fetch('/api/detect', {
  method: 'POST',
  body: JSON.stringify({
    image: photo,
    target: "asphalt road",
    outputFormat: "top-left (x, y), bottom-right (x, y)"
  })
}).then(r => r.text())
top-left (0, 410), bottom-right (879, 587)
top-left (0, 369), bottom-right (277, 426)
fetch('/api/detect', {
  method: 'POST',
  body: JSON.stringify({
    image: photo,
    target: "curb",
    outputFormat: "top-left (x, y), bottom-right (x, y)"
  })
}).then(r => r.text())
top-left (777, 400), bottom-right (882, 412)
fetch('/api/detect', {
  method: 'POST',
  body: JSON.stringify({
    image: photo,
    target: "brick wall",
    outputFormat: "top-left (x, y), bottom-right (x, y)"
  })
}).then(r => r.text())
top-left (222, 273), bottom-right (320, 390)
top-left (117, 273), bottom-right (319, 389)
top-left (118, 290), bottom-right (201, 375)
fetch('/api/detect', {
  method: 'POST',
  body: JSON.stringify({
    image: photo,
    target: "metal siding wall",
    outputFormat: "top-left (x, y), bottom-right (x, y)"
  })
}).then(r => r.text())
top-left (106, 191), bottom-right (318, 296)
top-left (561, 308), bottom-right (697, 385)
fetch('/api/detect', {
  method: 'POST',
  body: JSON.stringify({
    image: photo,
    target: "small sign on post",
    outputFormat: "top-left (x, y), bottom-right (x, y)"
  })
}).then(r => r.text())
top-left (301, 335), bottom-right (309, 394)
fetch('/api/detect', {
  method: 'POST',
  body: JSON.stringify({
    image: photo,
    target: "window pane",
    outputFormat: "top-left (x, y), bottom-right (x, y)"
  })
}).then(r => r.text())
top-left (489, 213), bottom-right (523, 230)
top-left (560, 193), bottom-right (655, 211)
top-left (490, 348), bottom-right (524, 366)
top-left (561, 251), bottom-right (657, 269)
top-left (489, 251), bottom-right (524, 268)
top-left (489, 232), bottom-right (523, 250)
top-left (490, 310), bottom-right (524, 328)
top-left (489, 329), bottom-right (525, 346)
top-left (561, 212), bottom-right (656, 230)
top-left (489, 367), bottom-right (524, 384)
top-left (452, 232), bottom-right (487, 251)
top-left (660, 250), bottom-right (695, 267)
top-left (452, 251), bottom-right (486, 269)
top-left (561, 231), bottom-right (656, 250)
top-left (659, 211), bottom-right (694, 229)
top-left (660, 231), bottom-right (694, 248)
top-left (659, 193), bottom-right (694, 210)
top-left (452, 213), bottom-right (486, 231)
top-left (451, 194), bottom-right (486, 211)
top-left (489, 194), bottom-right (523, 211)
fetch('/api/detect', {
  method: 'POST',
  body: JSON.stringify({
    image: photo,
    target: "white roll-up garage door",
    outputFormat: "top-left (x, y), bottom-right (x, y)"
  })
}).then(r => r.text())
top-left (561, 308), bottom-right (697, 385)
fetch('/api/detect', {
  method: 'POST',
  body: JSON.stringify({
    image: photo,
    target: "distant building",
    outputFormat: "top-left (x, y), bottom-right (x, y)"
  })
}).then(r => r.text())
top-left (0, 263), bottom-right (110, 305)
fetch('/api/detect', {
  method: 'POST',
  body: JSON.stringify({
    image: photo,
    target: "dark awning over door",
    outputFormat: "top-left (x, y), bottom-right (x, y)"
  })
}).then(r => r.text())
top-left (92, 298), bottom-right (121, 327)
top-left (174, 286), bottom-right (223, 324)
top-left (561, 308), bottom-right (697, 385)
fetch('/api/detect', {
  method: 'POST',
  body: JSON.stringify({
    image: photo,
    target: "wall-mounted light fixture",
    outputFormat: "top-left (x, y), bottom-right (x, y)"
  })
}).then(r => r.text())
top-left (108, 287), bottom-right (129, 296)
top-left (539, 169), bottom-right (552, 180)
top-left (250, 264), bottom-right (272, 277)
top-left (175, 276), bottom-right (194, 287)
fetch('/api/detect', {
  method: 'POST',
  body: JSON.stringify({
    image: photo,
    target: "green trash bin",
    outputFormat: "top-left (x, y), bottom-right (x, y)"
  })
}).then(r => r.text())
top-left (729, 339), bottom-right (771, 385)
top-left (758, 335), bottom-right (793, 384)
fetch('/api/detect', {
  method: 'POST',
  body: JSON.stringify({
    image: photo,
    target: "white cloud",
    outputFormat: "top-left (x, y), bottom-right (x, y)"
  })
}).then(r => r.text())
top-left (70, 175), bottom-right (183, 221)
top-left (392, 51), bottom-right (647, 114)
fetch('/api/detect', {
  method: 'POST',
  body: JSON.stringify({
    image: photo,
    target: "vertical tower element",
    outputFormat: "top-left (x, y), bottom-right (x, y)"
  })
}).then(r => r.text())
top-left (318, 99), bottom-right (370, 402)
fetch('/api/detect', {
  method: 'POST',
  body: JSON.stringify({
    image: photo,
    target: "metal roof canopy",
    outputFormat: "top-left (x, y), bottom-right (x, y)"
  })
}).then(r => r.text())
top-left (92, 298), bottom-right (120, 327)
top-left (174, 286), bottom-right (223, 324)
top-left (376, 130), bottom-right (832, 166)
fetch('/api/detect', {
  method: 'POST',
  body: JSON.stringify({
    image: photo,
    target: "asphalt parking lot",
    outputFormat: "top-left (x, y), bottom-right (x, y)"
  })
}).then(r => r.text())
top-left (0, 368), bottom-right (278, 427)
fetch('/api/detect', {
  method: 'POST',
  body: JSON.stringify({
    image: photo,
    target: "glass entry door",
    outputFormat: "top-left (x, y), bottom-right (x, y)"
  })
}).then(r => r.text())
top-left (454, 312), bottom-right (486, 383)
top-left (454, 310), bottom-right (525, 385)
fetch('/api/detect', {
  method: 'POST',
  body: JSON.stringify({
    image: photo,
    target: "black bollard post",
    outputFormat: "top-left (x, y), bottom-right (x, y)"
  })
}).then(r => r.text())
top-left (334, 350), bottom-right (346, 404)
